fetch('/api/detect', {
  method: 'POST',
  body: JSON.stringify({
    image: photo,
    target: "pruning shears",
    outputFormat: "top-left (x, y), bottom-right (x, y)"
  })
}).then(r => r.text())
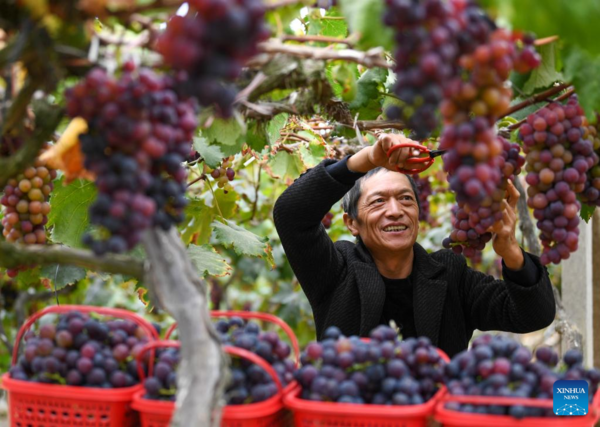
top-left (386, 143), bottom-right (446, 174)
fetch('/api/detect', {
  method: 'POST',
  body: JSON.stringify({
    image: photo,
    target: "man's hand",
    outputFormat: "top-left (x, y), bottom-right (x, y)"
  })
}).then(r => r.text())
top-left (347, 133), bottom-right (429, 174)
top-left (488, 179), bottom-right (524, 270)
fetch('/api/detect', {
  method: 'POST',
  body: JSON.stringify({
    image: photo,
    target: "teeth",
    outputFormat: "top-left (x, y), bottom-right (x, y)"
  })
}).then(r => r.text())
top-left (384, 226), bottom-right (407, 232)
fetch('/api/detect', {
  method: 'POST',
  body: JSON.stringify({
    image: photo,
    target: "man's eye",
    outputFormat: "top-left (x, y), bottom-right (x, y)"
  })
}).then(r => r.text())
top-left (372, 198), bottom-right (384, 204)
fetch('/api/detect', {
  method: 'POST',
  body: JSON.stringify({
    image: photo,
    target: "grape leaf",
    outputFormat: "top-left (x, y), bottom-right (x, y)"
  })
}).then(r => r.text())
top-left (202, 116), bottom-right (245, 146)
top-left (187, 244), bottom-right (231, 277)
top-left (563, 45), bottom-right (600, 121)
top-left (180, 199), bottom-right (214, 245)
top-left (307, 8), bottom-right (348, 39)
top-left (212, 188), bottom-right (239, 219)
top-left (16, 266), bottom-right (41, 288)
top-left (299, 142), bottom-right (328, 168)
top-left (47, 177), bottom-right (96, 248)
top-left (246, 121), bottom-right (270, 152)
top-left (193, 137), bottom-right (224, 169)
top-left (523, 43), bottom-right (563, 94)
top-left (349, 68), bottom-right (388, 119)
top-left (338, 0), bottom-right (393, 51)
top-left (40, 264), bottom-right (86, 290)
top-left (212, 220), bottom-right (275, 268)
top-left (267, 151), bottom-right (305, 180)
top-left (580, 204), bottom-right (595, 223)
top-left (331, 63), bottom-right (358, 102)
top-left (267, 114), bottom-right (288, 144)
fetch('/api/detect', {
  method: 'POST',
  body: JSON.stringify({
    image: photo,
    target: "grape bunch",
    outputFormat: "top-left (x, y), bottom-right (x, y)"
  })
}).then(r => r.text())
top-left (444, 334), bottom-right (600, 419)
top-left (520, 96), bottom-right (594, 264)
top-left (215, 317), bottom-right (295, 404)
top-left (9, 310), bottom-right (152, 388)
top-left (203, 157), bottom-right (236, 193)
top-left (413, 174), bottom-right (432, 223)
top-left (156, 0), bottom-right (270, 116)
top-left (143, 346), bottom-right (180, 401)
top-left (1, 159), bottom-right (56, 277)
top-left (443, 137), bottom-right (525, 257)
top-left (321, 212), bottom-right (334, 229)
top-left (295, 325), bottom-right (445, 405)
top-left (578, 124), bottom-right (600, 206)
top-left (65, 66), bottom-right (199, 255)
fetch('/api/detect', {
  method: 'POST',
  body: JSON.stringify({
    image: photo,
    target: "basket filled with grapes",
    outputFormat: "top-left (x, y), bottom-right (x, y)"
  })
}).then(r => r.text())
top-left (283, 325), bottom-right (449, 427)
top-left (1, 305), bottom-right (159, 427)
top-left (434, 334), bottom-right (600, 426)
top-left (133, 310), bottom-right (299, 426)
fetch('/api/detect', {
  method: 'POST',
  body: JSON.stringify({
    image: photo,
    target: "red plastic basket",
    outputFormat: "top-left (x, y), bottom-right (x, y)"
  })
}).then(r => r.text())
top-left (131, 341), bottom-right (295, 427)
top-left (1, 304), bottom-right (158, 427)
top-left (434, 390), bottom-right (600, 426)
top-left (282, 348), bottom-right (450, 427)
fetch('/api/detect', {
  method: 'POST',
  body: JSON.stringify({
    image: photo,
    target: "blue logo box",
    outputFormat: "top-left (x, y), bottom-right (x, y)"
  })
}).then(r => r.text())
top-left (553, 380), bottom-right (588, 416)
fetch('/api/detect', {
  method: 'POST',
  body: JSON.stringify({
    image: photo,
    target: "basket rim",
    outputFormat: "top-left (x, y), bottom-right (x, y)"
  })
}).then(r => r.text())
top-left (131, 382), bottom-right (299, 419)
top-left (283, 381), bottom-right (446, 417)
top-left (1, 373), bottom-right (143, 402)
top-left (434, 398), bottom-right (599, 426)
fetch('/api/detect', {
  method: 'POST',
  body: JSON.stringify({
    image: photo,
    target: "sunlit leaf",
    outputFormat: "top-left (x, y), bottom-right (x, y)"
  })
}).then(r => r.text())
top-left (187, 244), bottom-right (232, 277)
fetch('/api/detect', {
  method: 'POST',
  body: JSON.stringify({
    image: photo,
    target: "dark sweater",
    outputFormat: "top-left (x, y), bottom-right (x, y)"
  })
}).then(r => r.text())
top-left (273, 158), bottom-right (556, 357)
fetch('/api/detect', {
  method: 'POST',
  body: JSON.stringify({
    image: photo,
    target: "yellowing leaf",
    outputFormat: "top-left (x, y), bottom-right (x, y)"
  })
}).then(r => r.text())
top-left (40, 117), bottom-right (94, 183)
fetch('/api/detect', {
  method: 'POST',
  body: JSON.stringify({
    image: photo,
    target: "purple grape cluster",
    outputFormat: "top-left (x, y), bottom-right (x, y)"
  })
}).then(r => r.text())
top-left (156, 0), bottom-right (270, 116)
top-left (413, 174), bottom-right (432, 223)
top-left (383, 0), bottom-right (495, 139)
top-left (216, 317), bottom-right (295, 404)
top-left (295, 325), bottom-right (445, 405)
top-left (520, 96), bottom-right (594, 264)
top-left (321, 211), bottom-right (334, 229)
top-left (65, 66), bottom-right (198, 255)
top-left (444, 334), bottom-right (600, 419)
top-left (578, 124), bottom-right (600, 206)
top-left (143, 347), bottom-right (179, 401)
top-left (9, 310), bottom-right (152, 388)
top-left (443, 137), bottom-right (524, 258)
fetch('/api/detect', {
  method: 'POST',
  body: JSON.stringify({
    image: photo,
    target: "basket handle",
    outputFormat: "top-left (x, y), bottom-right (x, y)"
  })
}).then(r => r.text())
top-left (165, 310), bottom-right (300, 367)
top-left (136, 340), bottom-right (283, 393)
top-left (12, 304), bottom-right (159, 366)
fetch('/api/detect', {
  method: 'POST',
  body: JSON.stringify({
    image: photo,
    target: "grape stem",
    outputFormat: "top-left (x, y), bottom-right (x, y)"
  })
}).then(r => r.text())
top-left (205, 178), bottom-right (225, 222)
top-left (252, 40), bottom-right (391, 69)
top-left (501, 83), bottom-right (571, 119)
top-left (281, 35), bottom-right (355, 47)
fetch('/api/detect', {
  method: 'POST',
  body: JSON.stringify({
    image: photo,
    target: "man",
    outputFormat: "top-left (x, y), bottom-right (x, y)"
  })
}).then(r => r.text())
top-left (273, 133), bottom-right (555, 357)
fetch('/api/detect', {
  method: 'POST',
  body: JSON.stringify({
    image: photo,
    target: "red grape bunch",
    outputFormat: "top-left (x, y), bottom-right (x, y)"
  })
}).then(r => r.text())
top-left (215, 317), bottom-right (295, 404)
top-left (1, 154), bottom-right (56, 277)
top-left (413, 174), bottom-right (432, 223)
top-left (321, 212), bottom-right (334, 229)
top-left (578, 124), bottom-right (600, 206)
top-left (9, 310), bottom-right (153, 388)
top-left (520, 96), bottom-right (594, 264)
top-left (156, 0), bottom-right (270, 116)
top-left (143, 347), bottom-right (180, 401)
top-left (444, 334), bottom-right (600, 419)
top-left (295, 325), bottom-right (446, 405)
top-left (203, 156), bottom-right (236, 193)
top-left (65, 66), bottom-right (199, 255)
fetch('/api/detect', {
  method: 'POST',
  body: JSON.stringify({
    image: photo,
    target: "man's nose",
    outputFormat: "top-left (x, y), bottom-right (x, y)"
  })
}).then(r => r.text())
top-left (385, 198), bottom-right (404, 217)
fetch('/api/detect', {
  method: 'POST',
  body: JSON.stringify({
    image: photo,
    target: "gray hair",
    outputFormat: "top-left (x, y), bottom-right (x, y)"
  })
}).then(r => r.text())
top-left (341, 168), bottom-right (421, 220)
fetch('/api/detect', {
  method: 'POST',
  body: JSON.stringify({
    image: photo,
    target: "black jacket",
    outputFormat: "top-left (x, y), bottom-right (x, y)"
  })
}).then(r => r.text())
top-left (273, 159), bottom-right (556, 357)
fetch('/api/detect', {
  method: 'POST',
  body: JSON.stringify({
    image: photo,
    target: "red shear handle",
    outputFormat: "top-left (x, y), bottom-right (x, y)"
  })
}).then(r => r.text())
top-left (386, 143), bottom-right (435, 174)
top-left (136, 340), bottom-right (283, 394)
top-left (12, 304), bottom-right (159, 366)
top-left (165, 310), bottom-right (300, 367)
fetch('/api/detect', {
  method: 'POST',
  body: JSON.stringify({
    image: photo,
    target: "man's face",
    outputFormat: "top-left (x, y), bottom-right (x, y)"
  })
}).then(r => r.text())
top-left (345, 171), bottom-right (420, 254)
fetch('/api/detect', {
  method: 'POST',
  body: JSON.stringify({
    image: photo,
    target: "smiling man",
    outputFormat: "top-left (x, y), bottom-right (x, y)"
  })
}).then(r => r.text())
top-left (273, 133), bottom-right (556, 357)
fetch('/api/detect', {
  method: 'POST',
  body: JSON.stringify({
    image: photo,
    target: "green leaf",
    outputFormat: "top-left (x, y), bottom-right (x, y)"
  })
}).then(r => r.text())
top-left (187, 244), bottom-right (232, 277)
top-left (331, 63), bottom-right (358, 102)
top-left (202, 116), bottom-right (245, 146)
top-left (47, 178), bottom-right (96, 248)
top-left (307, 8), bottom-right (348, 39)
top-left (268, 151), bottom-right (305, 180)
top-left (212, 220), bottom-right (274, 268)
top-left (213, 188), bottom-right (239, 219)
top-left (267, 114), bottom-right (288, 143)
top-left (40, 264), bottom-right (86, 290)
top-left (338, 0), bottom-right (393, 51)
top-left (522, 43), bottom-right (563, 94)
top-left (193, 137), bottom-right (224, 169)
top-left (246, 121), bottom-right (270, 152)
top-left (299, 142), bottom-right (327, 168)
top-left (349, 67), bottom-right (388, 119)
top-left (496, 0), bottom-right (600, 56)
top-left (16, 266), bottom-right (41, 288)
top-left (563, 45), bottom-right (600, 121)
top-left (180, 199), bottom-right (214, 245)
top-left (580, 204), bottom-right (595, 223)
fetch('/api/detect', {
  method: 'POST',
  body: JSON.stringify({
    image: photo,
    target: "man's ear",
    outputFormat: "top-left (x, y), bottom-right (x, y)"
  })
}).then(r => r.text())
top-left (343, 213), bottom-right (360, 236)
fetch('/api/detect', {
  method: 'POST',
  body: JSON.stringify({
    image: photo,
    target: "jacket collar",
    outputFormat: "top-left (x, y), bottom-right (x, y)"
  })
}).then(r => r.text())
top-left (353, 241), bottom-right (447, 345)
